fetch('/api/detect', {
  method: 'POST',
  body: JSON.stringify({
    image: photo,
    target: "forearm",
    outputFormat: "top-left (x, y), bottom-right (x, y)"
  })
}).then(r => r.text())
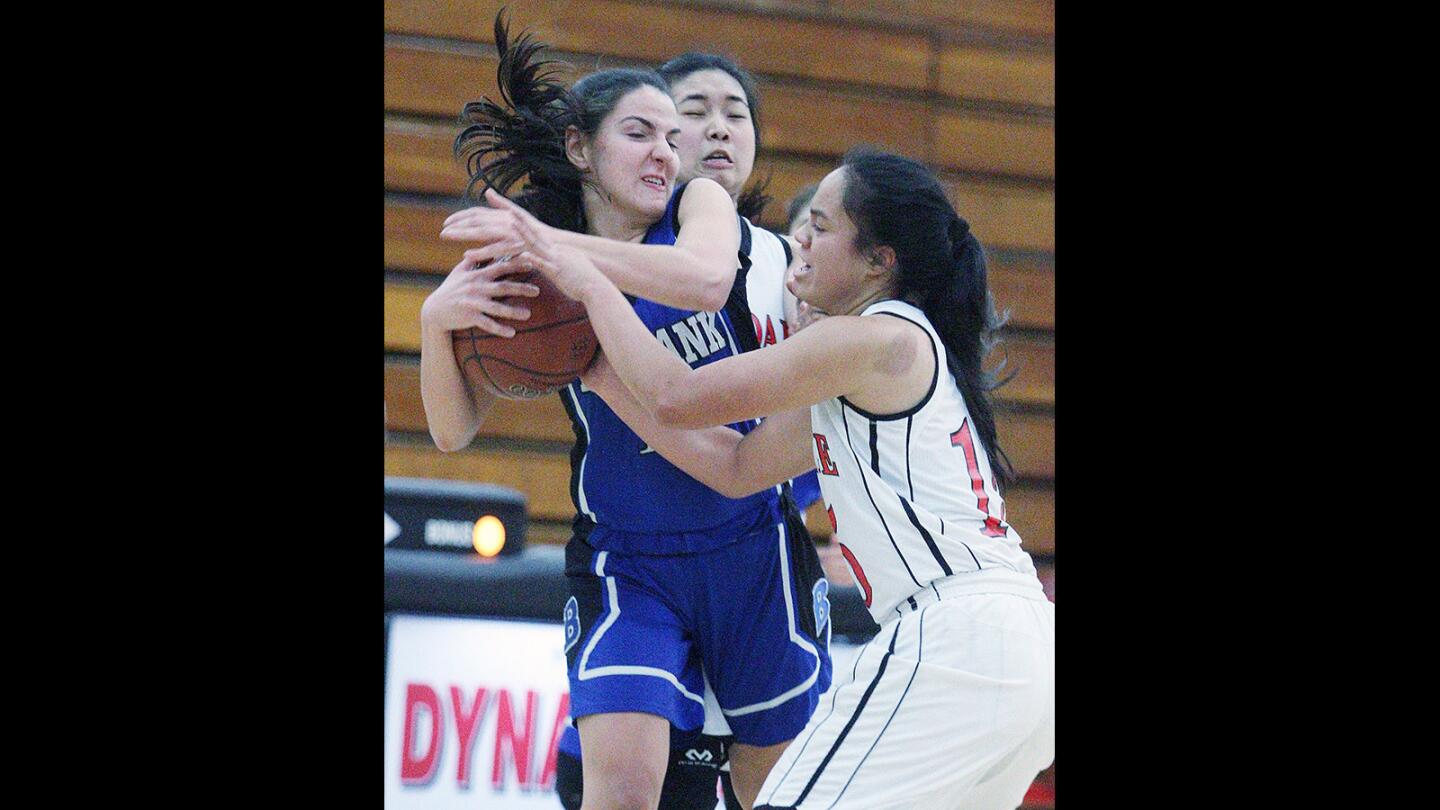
top-left (585, 358), bottom-right (806, 498)
top-left (574, 271), bottom-right (698, 420)
top-left (552, 230), bottom-right (733, 311)
top-left (418, 315), bottom-right (496, 451)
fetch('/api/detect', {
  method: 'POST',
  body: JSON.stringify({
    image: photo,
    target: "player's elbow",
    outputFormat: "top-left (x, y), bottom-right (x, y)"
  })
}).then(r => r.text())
top-left (652, 397), bottom-right (689, 428)
top-left (679, 252), bottom-right (733, 312)
top-left (653, 391), bottom-right (708, 430)
top-left (696, 275), bottom-right (731, 313)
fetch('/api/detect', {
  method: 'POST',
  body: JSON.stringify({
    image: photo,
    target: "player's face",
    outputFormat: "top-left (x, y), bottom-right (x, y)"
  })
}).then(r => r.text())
top-left (584, 85), bottom-right (681, 222)
top-left (668, 70), bottom-right (756, 198)
top-left (790, 167), bottom-right (871, 314)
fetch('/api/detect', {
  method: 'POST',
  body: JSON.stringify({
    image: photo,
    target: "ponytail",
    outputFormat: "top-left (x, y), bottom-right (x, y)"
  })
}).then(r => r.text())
top-left (840, 147), bottom-right (1016, 489)
top-left (930, 225), bottom-right (1016, 489)
top-left (734, 170), bottom-right (773, 221)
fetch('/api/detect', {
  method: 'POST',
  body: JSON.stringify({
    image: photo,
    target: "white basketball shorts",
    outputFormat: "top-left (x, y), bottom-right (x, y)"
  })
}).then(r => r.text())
top-left (755, 570), bottom-right (1055, 810)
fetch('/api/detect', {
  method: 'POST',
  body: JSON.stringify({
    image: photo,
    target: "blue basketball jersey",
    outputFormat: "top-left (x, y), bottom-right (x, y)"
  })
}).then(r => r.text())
top-left (559, 184), bottom-right (782, 553)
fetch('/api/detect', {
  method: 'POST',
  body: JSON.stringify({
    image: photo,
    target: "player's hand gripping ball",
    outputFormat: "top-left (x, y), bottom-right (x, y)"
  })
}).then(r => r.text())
top-left (452, 263), bottom-right (599, 400)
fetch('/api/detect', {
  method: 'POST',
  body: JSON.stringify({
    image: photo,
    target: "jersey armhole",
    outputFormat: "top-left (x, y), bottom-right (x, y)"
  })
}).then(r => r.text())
top-left (837, 312), bottom-right (939, 421)
top-left (668, 181), bottom-right (690, 236)
top-left (755, 223), bottom-right (794, 266)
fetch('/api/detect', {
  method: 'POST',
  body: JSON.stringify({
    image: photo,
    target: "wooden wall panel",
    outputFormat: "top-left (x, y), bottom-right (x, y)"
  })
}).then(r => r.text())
top-left (385, 443), bottom-right (577, 520)
top-left (937, 44), bottom-right (1054, 108)
top-left (384, 202), bottom-right (465, 272)
top-left (987, 256), bottom-right (1053, 330)
top-left (386, 46), bottom-right (1054, 181)
top-left (934, 111), bottom-right (1053, 179)
top-left (944, 178), bottom-right (1053, 252)
top-left (385, 284), bottom-right (429, 352)
top-left (386, 0), bottom-right (934, 91)
top-left (828, 0), bottom-right (1054, 38)
top-left (384, 46), bottom-right (500, 118)
top-left (385, 121), bottom-right (468, 195)
top-left (385, 363), bottom-right (577, 444)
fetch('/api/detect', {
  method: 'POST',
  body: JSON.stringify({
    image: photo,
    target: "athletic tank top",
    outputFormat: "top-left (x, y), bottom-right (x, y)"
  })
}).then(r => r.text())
top-left (559, 184), bottom-right (782, 553)
top-left (808, 300), bottom-right (1039, 620)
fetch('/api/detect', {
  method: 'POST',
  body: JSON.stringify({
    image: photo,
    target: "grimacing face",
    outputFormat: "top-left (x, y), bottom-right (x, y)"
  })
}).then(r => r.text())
top-left (790, 167), bottom-right (872, 315)
top-left (667, 69), bottom-right (756, 197)
top-left (576, 84), bottom-right (681, 223)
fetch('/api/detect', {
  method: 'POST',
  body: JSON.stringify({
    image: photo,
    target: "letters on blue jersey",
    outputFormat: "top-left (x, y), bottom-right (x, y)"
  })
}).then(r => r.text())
top-left (655, 310), bottom-right (728, 362)
top-left (561, 182), bottom-right (780, 544)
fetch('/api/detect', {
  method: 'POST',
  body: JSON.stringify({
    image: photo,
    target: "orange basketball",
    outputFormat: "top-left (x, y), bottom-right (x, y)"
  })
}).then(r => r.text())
top-left (452, 269), bottom-right (599, 400)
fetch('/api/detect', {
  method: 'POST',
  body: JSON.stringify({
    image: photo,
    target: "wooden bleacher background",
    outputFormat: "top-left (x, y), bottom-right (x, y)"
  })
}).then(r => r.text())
top-left (384, 0), bottom-right (1053, 578)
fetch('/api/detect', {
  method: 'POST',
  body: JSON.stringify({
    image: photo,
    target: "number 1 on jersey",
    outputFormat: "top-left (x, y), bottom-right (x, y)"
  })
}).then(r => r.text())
top-left (950, 419), bottom-right (1008, 538)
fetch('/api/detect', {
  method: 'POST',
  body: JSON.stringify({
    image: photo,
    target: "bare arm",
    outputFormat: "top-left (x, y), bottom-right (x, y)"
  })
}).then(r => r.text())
top-left (581, 353), bottom-right (815, 498)
top-left (441, 180), bottom-right (739, 311)
top-left (477, 192), bottom-right (931, 430)
top-left (417, 254), bottom-right (539, 451)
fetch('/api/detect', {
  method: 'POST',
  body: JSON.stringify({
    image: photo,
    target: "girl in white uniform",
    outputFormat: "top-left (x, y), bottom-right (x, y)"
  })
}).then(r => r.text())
top-left (472, 144), bottom-right (1054, 809)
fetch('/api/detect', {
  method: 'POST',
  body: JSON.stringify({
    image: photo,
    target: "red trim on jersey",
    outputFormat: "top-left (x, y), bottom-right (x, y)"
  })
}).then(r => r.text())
top-left (950, 419), bottom-right (1008, 538)
top-left (838, 542), bottom-right (872, 607)
top-left (813, 433), bottom-right (840, 476)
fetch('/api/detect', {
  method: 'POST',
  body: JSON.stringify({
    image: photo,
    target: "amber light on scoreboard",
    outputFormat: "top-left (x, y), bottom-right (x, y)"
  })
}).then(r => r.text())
top-left (385, 477), bottom-right (527, 556)
top-left (472, 515), bottom-right (506, 557)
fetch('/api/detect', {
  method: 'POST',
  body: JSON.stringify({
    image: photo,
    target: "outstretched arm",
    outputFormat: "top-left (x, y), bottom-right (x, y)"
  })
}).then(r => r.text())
top-left (440, 179), bottom-right (739, 311)
top-left (581, 353), bottom-right (815, 498)
top-left (471, 236), bottom-right (889, 434)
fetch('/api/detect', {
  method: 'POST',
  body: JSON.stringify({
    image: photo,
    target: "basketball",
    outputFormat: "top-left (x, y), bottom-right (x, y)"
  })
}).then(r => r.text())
top-left (452, 269), bottom-right (599, 400)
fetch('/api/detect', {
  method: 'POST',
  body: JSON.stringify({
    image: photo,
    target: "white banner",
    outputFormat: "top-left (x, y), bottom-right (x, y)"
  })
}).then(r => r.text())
top-left (384, 613), bottom-right (866, 808)
top-left (384, 615), bottom-right (571, 809)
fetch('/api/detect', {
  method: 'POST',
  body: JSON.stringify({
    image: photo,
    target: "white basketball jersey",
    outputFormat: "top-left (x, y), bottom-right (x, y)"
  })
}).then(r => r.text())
top-left (809, 299), bottom-right (1038, 621)
top-left (742, 219), bottom-right (795, 348)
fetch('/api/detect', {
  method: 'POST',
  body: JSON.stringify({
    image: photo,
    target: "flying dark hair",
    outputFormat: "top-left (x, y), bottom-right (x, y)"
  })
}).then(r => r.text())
top-left (455, 11), bottom-right (671, 232)
top-left (839, 146), bottom-right (1017, 489)
top-left (657, 51), bottom-right (771, 220)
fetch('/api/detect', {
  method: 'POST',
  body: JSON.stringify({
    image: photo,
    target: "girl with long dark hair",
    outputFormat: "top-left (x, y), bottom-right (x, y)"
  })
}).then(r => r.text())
top-left (419, 18), bottom-right (831, 810)
top-left (476, 145), bottom-right (1055, 809)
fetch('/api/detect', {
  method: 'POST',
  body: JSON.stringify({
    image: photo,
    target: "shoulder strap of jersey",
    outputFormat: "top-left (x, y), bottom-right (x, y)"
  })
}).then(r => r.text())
top-left (668, 181), bottom-right (689, 236)
top-left (772, 226), bottom-right (793, 266)
top-left (726, 218), bottom-right (760, 355)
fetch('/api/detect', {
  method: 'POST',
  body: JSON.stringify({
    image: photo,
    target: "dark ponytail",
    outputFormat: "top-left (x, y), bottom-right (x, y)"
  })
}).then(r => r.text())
top-left (454, 11), bottom-right (671, 233)
top-left (840, 146), bottom-right (1016, 489)
top-left (734, 170), bottom-right (772, 221)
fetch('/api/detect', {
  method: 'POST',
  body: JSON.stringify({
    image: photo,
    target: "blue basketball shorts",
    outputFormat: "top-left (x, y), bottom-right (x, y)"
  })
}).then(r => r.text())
top-left (562, 513), bottom-right (833, 747)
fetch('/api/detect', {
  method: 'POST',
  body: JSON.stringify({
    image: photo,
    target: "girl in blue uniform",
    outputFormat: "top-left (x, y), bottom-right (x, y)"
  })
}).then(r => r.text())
top-left (420, 17), bottom-right (830, 810)
top-left (544, 53), bottom-right (826, 810)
